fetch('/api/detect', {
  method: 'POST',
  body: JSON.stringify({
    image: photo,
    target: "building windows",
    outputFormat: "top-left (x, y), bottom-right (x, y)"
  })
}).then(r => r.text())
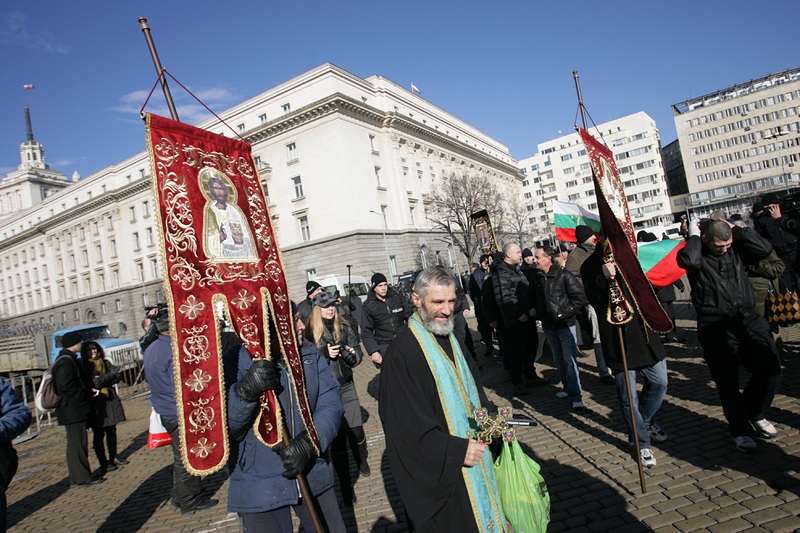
top-left (99, 273), bottom-right (105, 292)
top-left (561, 154), bottom-right (572, 161)
top-left (133, 232), bottom-right (140, 250)
top-left (259, 113), bottom-right (267, 124)
top-left (106, 216), bottom-right (113, 230)
top-left (143, 201), bottom-right (150, 217)
top-left (292, 176), bottom-right (304, 199)
top-left (136, 262), bottom-right (145, 282)
top-left (82, 250), bottom-right (89, 267)
top-left (116, 299), bottom-right (122, 312)
top-left (306, 269), bottom-right (316, 281)
top-left (389, 255), bottom-right (397, 276)
top-left (369, 135), bottom-right (378, 153)
top-left (146, 227), bottom-right (154, 246)
top-left (110, 239), bottom-right (117, 258)
top-left (563, 167), bottom-right (575, 174)
top-left (69, 254), bottom-right (76, 271)
top-left (524, 192), bottom-right (532, 199)
top-left (129, 206), bottom-right (136, 222)
top-left (151, 258), bottom-right (159, 278)
top-left (237, 123), bottom-right (245, 133)
top-left (286, 142), bottom-right (298, 162)
top-left (42, 264), bottom-right (48, 280)
top-left (101, 302), bottom-right (107, 315)
top-left (375, 166), bottom-right (382, 188)
top-left (299, 216), bottom-right (311, 242)
top-left (282, 103), bottom-right (291, 115)
top-left (95, 244), bottom-right (103, 262)
top-left (113, 269), bottom-right (120, 288)
top-left (565, 180), bottom-right (578, 188)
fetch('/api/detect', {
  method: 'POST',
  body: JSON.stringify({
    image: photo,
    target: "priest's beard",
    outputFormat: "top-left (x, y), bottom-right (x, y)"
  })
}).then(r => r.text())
top-left (419, 304), bottom-right (454, 336)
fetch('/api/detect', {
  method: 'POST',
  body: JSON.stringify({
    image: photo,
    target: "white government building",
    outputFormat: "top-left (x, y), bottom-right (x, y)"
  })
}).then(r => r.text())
top-left (518, 111), bottom-right (674, 244)
top-left (0, 63), bottom-right (521, 334)
top-left (671, 67), bottom-right (800, 218)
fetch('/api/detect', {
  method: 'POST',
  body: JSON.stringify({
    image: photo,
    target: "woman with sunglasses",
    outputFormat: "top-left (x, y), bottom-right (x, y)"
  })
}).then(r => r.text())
top-left (304, 291), bottom-right (368, 506)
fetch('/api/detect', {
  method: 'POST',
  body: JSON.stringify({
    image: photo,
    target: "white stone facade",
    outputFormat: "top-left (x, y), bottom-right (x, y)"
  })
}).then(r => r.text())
top-left (0, 63), bottom-right (520, 332)
top-left (671, 67), bottom-right (800, 218)
top-left (518, 111), bottom-right (672, 242)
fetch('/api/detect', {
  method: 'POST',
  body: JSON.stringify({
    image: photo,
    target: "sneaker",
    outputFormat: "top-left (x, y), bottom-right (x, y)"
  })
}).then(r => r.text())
top-left (751, 419), bottom-right (778, 439)
top-left (733, 435), bottom-right (758, 453)
top-left (572, 401), bottom-right (586, 410)
top-left (639, 448), bottom-right (657, 467)
top-left (647, 424), bottom-right (668, 443)
top-left (555, 391), bottom-right (569, 399)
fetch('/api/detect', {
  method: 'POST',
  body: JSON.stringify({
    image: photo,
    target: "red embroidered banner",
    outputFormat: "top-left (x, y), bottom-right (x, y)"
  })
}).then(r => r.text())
top-left (578, 127), bottom-right (672, 333)
top-left (144, 113), bottom-right (320, 475)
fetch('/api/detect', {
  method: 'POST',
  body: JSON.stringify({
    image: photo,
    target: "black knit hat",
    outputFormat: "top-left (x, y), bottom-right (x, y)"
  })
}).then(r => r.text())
top-left (521, 248), bottom-right (533, 258)
top-left (575, 225), bottom-right (595, 244)
top-left (61, 331), bottom-right (83, 348)
top-left (306, 281), bottom-right (322, 295)
top-left (370, 272), bottom-right (387, 290)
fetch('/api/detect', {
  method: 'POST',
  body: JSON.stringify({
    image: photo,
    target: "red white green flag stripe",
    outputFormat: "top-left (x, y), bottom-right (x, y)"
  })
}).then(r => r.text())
top-left (638, 239), bottom-right (687, 288)
top-left (552, 200), bottom-right (601, 242)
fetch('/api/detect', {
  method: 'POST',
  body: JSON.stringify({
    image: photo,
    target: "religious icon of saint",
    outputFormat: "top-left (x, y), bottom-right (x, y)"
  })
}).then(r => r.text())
top-left (200, 168), bottom-right (256, 260)
top-left (475, 222), bottom-right (491, 250)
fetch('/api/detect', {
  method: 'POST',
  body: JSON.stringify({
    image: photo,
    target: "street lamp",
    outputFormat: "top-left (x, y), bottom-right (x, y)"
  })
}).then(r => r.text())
top-left (763, 129), bottom-right (790, 192)
top-left (369, 210), bottom-right (393, 281)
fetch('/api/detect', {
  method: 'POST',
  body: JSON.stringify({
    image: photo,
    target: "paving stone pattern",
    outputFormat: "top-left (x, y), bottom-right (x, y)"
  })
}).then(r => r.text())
top-left (6, 294), bottom-right (800, 532)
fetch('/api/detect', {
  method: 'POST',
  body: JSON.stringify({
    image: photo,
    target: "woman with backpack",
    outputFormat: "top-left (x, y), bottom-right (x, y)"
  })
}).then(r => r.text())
top-left (81, 342), bottom-right (128, 474)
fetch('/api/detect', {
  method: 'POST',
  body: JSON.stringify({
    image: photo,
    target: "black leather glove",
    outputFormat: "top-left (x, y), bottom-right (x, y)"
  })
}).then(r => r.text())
top-left (234, 359), bottom-right (280, 402)
top-left (340, 346), bottom-right (358, 367)
top-left (272, 430), bottom-right (316, 478)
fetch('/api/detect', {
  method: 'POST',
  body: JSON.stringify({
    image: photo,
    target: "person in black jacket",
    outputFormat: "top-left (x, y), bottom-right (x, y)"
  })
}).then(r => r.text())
top-left (305, 291), bottom-right (368, 505)
top-left (467, 258), bottom-right (494, 351)
top-left (360, 273), bottom-right (413, 367)
top-left (754, 193), bottom-right (797, 291)
top-left (531, 246), bottom-right (587, 409)
top-left (582, 245), bottom-right (668, 467)
top-left (52, 332), bottom-right (105, 487)
top-left (81, 342), bottom-right (128, 475)
top-left (492, 243), bottom-right (548, 395)
top-left (297, 281), bottom-right (324, 324)
top-left (677, 219), bottom-right (782, 453)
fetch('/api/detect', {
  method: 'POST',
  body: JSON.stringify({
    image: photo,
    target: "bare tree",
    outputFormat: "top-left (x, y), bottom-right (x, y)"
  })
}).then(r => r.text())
top-left (502, 192), bottom-right (533, 247)
top-left (426, 171), bottom-right (506, 262)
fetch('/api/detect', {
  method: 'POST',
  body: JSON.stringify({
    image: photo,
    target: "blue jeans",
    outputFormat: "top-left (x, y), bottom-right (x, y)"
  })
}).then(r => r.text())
top-left (614, 359), bottom-right (668, 449)
top-left (544, 327), bottom-right (582, 401)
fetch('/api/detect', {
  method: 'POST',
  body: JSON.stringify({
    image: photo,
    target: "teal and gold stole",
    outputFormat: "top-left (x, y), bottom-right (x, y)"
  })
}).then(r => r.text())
top-left (409, 312), bottom-right (505, 533)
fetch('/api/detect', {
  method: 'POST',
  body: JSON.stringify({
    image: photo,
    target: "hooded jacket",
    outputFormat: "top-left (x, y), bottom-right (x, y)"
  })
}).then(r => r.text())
top-left (226, 340), bottom-right (343, 513)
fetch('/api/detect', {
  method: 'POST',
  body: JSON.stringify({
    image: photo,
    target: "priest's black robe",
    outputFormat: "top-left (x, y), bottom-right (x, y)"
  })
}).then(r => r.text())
top-left (378, 326), bottom-right (493, 533)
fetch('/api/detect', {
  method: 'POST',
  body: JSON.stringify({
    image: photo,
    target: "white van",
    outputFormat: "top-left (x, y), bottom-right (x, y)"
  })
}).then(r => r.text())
top-left (315, 274), bottom-right (371, 302)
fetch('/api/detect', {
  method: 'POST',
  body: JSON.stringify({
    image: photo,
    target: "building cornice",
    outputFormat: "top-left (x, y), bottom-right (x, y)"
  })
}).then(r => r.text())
top-left (244, 92), bottom-right (521, 178)
top-left (0, 179), bottom-right (151, 250)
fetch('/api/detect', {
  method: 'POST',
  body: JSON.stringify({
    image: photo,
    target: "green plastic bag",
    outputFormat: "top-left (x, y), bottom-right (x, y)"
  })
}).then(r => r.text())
top-left (493, 440), bottom-right (550, 533)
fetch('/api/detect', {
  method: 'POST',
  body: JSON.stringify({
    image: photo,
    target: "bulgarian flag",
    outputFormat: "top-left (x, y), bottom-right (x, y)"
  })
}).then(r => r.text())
top-left (638, 240), bottom-right (686, 288)
top-left (553, 200), bottom-right (601, 242)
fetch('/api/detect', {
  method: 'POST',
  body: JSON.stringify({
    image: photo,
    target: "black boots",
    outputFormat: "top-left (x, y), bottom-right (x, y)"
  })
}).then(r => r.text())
top-left (355, 438), bottom-right (371, 477)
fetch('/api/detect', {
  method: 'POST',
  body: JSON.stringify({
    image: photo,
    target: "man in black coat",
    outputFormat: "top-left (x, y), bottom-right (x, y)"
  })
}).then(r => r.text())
top-left (492, 243), bottom-right (548, 394)
top-left (360, 273), bottom-right (413, 367)
top-left (52, 331), bottom-right (104, 487)
top-left (754, 192), bottom-right (797, 291)
top-left (467, 258), bottom-right (494, 351)
top-left (297, 281), bottom-right (324, 324)
top-left (677, 219), bottom-right (782, 453)
top-left (531, 246), bottom-right (586, 408)
top-left (582, 246), bottom-right (668, 467)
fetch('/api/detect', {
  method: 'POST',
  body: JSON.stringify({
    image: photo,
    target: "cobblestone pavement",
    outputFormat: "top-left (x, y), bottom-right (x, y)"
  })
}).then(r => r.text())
top-left (6, 294), bottom-right (800, 532)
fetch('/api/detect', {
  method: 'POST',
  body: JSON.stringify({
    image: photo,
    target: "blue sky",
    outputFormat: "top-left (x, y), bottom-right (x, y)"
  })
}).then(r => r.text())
top-left (1, 1), bottom-right (797, 180)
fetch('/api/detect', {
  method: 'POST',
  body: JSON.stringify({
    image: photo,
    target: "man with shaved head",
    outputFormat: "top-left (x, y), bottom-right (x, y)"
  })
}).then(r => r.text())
top-left (677, 218), bottom-right (782, 454)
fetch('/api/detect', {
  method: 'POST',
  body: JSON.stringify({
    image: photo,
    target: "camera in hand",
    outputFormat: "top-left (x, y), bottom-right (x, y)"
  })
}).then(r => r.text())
top-left (779, 193), bottom-right (800, 219)
top-left (145, 302), bottom-right (169, 320)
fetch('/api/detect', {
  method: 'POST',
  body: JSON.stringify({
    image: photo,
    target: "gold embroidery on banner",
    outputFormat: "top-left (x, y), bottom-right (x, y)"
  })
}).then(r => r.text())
top-left (180, 295), bottom-right (206, 320)
top-left (235, 315), bottom-right (260, 350)
top-left (187, 396), bottom-right (216, 433)
top-left (232, 289), bottom-right (256, 310)
top-left (272, 286), bottom-right (288, 311)
top-left (236, 156), bottom-right (255, 179)
top-left (190, 437), bottom-right (217, 458)
top-left (159, 169), bottom-right (198, 259)
top-left (199, 262), bottom-right (266, 287)
top-left (182, 325), bottom-right (210, 364)
top-left (185, 368), bottom-right (212, 392)
top-left (170, 257), bottom-right (201, 291)
top-left (153, 137), bottom-right (181, 166)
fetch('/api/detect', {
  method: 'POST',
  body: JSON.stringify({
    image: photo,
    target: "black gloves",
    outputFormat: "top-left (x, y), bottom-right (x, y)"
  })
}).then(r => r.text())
top-left (273, 430), bottom-right (316, 478)
top-left (340, 347), bottom-right (358, 367)
top-left (234, 359), bottom-right (280, 403)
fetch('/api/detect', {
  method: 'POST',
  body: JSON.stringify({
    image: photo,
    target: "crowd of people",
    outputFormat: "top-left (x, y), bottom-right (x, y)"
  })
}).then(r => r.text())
top-left (2, 190), bottom-right (794, 533)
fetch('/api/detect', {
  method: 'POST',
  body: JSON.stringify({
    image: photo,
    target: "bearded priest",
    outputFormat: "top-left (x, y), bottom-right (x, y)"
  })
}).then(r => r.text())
top-left (379, 267), bottom-right (506, 533)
